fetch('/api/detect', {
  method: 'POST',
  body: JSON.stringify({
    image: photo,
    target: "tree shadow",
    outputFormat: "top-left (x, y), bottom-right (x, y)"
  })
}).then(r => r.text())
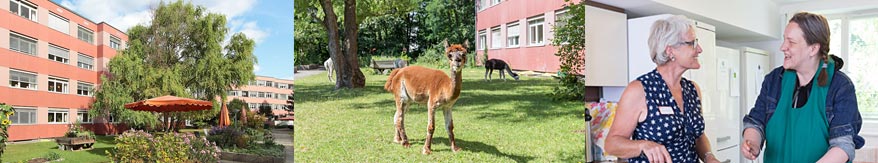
top-left (411, 137), bottom-right (536, 163)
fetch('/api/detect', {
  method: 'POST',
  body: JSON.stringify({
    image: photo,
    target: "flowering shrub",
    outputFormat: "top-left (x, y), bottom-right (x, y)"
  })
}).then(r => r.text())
top-left (207, 126), bottom-right (244, 148)
top-left (0, 103), bottom-right (15, 160)
top-left (109, 130), bottom-right (220, 163)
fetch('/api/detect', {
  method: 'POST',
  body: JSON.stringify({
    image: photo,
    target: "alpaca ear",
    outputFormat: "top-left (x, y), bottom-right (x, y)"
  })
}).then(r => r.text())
top-left (443, 39), bottom-right (449, 49)
top-left (463, 40), bottom-right (470, 49)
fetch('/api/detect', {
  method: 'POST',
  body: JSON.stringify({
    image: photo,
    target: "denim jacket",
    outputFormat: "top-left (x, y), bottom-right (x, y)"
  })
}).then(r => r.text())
top-left (742, 61), bottom-right (865, 160)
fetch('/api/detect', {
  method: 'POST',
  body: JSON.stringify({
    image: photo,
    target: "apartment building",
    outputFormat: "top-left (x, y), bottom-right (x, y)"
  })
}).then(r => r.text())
top-left (1, 0), bottom-right (128, 141)
top-left (227, 76), bottom-right (294, 117)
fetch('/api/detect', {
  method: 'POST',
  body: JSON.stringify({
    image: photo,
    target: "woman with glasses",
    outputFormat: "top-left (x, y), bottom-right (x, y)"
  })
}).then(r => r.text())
top-left (606, 15), bottom-right (720, 163)
top-left (741, 12), bottom-right (864, 162)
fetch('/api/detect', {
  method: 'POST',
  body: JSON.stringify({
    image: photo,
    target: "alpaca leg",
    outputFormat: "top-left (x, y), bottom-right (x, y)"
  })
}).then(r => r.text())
top-left (398, 101), bottom-right (411, 147)
top-left (443, 106), bottom-right (461, 152)
top-left (484, 68), bottom-right (489, 81)
top-left (422, 104), bottom-right (437, 154)
top-left (393, 99), bottom-right (404, 144)
top-left (500, 68), bottom-right (506, 81)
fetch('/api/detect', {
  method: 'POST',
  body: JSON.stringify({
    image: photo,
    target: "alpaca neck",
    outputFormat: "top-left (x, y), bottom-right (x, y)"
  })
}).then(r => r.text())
top-left (448, 70), bottom-right (463, 99)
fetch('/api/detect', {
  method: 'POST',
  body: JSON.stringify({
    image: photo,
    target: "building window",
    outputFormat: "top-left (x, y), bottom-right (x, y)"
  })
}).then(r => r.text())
top-left (48, 77), bottom-right (69, 94)
top-left (77, 111), bottom-right (92, 123)
top-left (9, 70), bottom-right (37, 90)
top-left (49, 45), bottom-right (70, 64)
top-left (77, 26), bottom-right (94, 44)
top-left (10, 33), bottom-right (37, 55)
top-left (78, 54), bottom-right (94, 70)
top-left (107, 114), bottom-right (118, 123)
top-left (248, 103), bottom-right (257, 110)
top-left (554, 9), bottom-right (570, 29)
top-left (528, 16), bottom-right (545, 46)
top-left (288, 84), bottom-right (294, 90)
top-left (492, 0), bottom-right (501, 5)
top-left (242, 91), bottom-right (250, 97)
top-left (828, 14), bottom-right (878, 119)
top-left (10, 107), bottom-right (37, 124)
top-left (257, 80), bottom-right (266, 86)
top-left (48, 110), bottom-right (69, 124)
top-left (507, 23), bottom-right (520, 47)
top-left (110, 36), bottom-right (122, 50)
top-left (77, 82), bottom-right (93, 96)
top-left (229, 90), bottom-right (238, 96)
top-left (478, 30), bottom-right (487, 50)
top-left (10, 0), bottom-right (37, 22)
top-left (258, 92), bottom-right (265, 98)
top-left (49, 13), bottom-right (70, 34)
top-left (491, 27), bottom-right (502, 49)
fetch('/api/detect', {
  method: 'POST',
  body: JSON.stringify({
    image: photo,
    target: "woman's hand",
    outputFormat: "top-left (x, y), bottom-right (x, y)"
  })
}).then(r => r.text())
top-left (741, 128), bottom-right (763, 160)
top-left (640, 140), bottom-right (672, 163)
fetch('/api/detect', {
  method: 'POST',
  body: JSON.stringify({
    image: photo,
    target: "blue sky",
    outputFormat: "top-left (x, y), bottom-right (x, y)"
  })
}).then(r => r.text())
top-left (53, 0), bottom-right (294, 80)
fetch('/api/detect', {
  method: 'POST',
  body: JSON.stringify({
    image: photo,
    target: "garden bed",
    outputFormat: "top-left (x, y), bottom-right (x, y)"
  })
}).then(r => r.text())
top-left (219, 151), bottom-right (283, 163)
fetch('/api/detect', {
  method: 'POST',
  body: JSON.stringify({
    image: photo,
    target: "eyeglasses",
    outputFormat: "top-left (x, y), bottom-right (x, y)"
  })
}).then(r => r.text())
top-left (678, 39), bottom-right (699, 48)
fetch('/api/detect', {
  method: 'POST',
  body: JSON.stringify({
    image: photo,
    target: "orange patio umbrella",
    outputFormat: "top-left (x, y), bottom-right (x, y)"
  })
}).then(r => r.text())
top-left (124, 95), bottom-right (214, 131)
top-left (240, 105), bottom-right (248, 124)
top-left (124, 95), bottom-right (213, 111)
top-left (218, 102), bottom-right (231, 127)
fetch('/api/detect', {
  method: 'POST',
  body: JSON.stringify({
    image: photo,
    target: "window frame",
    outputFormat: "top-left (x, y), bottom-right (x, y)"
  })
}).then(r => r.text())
top-left (48, 44), bottom-right (70, 64)
top-left (825, 13), bottom-right (878, 120)
top-left (77, 82), bottom-right (94, 96)
top-left (110, 35), bottom-right (122, 50)
top-left (478, 30), bottom-right (487, 50)
top-left (49, 12), bottom-right (70, 34)
top-left (506, 22), bottom-right (521, 48)
top-left (10, 0), bottom-right (38, 22)
top-left (77, 26), bottom-right (95, 44)
top-left (10, 32), bottom-right (38, 56)
top-left (10, 107), bottom-right (37, 125)
top-left (77, 110), bottom-right (92, 123)
top-left (77, 53), bottom-right (95, 70)
top-left (528, 16), bottom-right (546, 46)
top-left (490, 26), bottom-right (503, 49)
top-left (9, 69), bottom-right (38, 90)
top-left (48, 109), bottom-right (69, 124)
top-left (48, 77), bottom-right (69, 94)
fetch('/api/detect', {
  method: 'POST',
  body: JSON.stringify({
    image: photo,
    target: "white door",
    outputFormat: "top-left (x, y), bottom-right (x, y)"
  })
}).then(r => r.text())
top-left (740, 47), bottom-right (770, 163)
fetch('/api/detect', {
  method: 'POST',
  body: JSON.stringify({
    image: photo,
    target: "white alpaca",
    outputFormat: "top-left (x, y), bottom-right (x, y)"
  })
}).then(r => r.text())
top-left (324, 58), bottom-right (334, 82)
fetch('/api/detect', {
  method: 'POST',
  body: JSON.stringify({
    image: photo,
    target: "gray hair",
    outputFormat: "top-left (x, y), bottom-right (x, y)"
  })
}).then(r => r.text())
top-left (648, 15), bottom-right (694, 65)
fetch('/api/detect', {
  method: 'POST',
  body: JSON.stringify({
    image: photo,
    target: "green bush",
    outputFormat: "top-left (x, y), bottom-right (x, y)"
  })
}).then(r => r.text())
top-left (43, 151), bottom-right (61, 161)
top-left (109, 130), bottom-right (219, 163)
top-left (415, 45), bottom-right (446, 68)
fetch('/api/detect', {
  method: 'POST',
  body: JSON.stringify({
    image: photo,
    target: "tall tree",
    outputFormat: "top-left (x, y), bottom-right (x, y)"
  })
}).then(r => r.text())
top-left (258, 101), bottom-right (274, 118)
top-left (284, 91), bottom-right (294, 113)
top-left (92, 0), bottom-right (257, 129)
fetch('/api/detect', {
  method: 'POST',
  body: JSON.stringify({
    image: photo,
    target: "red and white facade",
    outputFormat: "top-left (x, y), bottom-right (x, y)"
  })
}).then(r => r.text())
top-left (1, 0), bottom-right (128, 141)
top-left (476, 0), bottom-right (580, 72)
top-left (226, 76), bottom-right (294, 117)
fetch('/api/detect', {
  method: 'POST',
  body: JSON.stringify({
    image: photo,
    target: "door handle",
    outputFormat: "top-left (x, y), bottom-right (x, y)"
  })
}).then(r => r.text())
top-left (717, 136), bottom-right (731, 143)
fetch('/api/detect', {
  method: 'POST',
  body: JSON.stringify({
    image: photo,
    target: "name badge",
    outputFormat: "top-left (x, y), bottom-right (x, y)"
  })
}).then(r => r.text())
top-left (658, 106), bottom-right (675, 115)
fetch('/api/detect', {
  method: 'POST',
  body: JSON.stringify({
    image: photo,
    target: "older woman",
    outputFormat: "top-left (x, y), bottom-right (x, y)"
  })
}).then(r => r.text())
top-left (741, 12), bottom-right (864, 162)
top-left (606, 15), bottom-right (720, 163)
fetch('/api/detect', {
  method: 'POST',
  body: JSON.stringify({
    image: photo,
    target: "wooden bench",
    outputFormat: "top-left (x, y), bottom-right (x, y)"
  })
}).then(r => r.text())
top-left (371, 59), bottom-right (407, 74)
top-left (55, 137), bottom-right (95, 151)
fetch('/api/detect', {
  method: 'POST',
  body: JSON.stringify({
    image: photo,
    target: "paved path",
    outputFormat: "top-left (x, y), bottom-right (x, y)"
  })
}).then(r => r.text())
top-left (294, 68), bottom-right (326, 79)
top-left (272, 128), bottom-right (294, 163)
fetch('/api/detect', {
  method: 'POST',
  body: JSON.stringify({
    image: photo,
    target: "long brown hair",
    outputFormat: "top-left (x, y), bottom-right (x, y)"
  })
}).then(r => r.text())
top-left (789, 12), bottom-right (831, 86)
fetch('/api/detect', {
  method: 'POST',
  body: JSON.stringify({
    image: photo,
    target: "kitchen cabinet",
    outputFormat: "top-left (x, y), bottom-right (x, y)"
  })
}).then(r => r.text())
top-left (583, 5), bottom-right (628, 86)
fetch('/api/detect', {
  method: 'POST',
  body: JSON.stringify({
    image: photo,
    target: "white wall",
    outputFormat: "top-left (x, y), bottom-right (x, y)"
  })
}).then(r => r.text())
top-left (653, 0), bottom-right (781, 40)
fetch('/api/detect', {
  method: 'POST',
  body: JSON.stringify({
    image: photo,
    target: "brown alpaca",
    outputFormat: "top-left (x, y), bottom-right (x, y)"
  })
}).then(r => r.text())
top-left (384, 40), bottom-right (467, 154)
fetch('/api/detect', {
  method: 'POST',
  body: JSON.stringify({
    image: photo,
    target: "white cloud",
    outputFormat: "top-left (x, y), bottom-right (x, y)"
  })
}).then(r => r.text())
top-left (253, 64), bottom-right (261, 72)
top-left (238, 22), bottom-right (268, 43)
top-left (58, 0), bottom-right (260, 39)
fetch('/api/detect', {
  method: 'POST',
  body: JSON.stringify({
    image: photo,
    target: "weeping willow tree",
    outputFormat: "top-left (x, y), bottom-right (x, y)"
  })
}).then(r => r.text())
top-left (91, 0), bottom-right (256, 130)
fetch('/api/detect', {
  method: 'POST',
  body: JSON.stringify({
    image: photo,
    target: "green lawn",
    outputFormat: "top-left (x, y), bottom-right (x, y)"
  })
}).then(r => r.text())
top-left (295, 66), bottom-right (585, 162)
top-left (2, 136), bottom-right (116, 163)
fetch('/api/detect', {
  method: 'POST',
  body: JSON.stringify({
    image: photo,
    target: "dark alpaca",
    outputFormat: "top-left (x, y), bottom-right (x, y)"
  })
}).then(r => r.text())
top-left (484, 59), bottom-right (519, 81)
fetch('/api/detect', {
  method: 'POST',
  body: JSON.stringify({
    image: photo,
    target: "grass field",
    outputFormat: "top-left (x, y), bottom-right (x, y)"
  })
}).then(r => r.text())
top-left (294, 65), bottom-right (586, 162)
top-left (1, 136), bottom-right (115, 163)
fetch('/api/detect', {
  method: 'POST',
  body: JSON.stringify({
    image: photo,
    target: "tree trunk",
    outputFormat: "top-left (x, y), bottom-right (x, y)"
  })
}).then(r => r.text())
top-left (318, 0), bottom-right (346, 89)
top-left (344, 0), bottom-right (365, 88)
